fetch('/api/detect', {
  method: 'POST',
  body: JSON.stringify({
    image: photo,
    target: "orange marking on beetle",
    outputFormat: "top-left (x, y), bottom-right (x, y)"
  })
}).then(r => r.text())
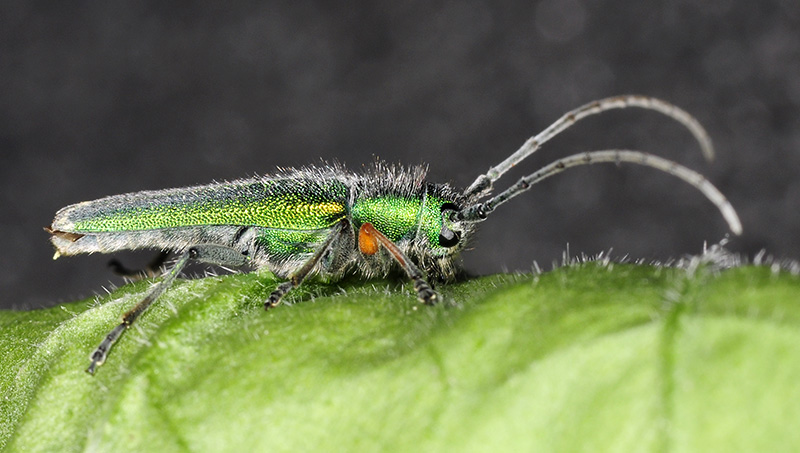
top-left (358, 222), bottom-right (413, 270)
top-left (358, 223), bottom-right (380, 255)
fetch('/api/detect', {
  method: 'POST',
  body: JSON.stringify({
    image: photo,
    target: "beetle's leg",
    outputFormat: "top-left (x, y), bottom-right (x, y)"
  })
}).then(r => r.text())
top-left (87, 244), bottom-right (250, 375)
top-left (266, 220), bottom-right (351, 309)
top-left (358, 222), bottom-right (437, 305)
top-left (108, 250), bottom-right (170, 280)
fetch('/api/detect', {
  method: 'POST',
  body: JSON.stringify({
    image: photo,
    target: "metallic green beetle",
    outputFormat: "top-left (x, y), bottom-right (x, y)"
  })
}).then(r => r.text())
top-left (47, 95), bottom-right (743, 374)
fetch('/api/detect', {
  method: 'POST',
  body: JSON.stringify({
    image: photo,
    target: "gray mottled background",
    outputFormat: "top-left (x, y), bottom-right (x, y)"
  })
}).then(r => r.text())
top-left (2, 1), bottom-right (798, 309)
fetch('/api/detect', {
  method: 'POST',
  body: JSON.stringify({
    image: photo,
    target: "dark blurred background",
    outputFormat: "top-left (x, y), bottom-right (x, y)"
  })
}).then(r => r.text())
top-left (2, 1), bottom-right (798, 309)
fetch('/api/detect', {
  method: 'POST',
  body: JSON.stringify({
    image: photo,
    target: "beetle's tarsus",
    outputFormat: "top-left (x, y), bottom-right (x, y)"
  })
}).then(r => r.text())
top-left (85, 322), bottom-right (127, 375)
top-left (86, 356), bottom-right (102, 375)
top-left (414, 278), bottom-right (438, 304)
top-left (265, 282), bottom-right (294, 309)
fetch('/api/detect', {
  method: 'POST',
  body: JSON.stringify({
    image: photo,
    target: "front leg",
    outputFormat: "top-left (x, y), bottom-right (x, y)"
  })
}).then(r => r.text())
top-left (357, 222), bottom-right (437, 304)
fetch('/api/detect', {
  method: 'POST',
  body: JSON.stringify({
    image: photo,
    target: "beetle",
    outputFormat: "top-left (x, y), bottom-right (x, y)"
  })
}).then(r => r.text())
top-left (46, 95), bottom-right (742, 374)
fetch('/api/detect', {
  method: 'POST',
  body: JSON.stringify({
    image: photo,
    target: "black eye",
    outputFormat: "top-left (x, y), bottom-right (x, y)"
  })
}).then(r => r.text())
top-left (438, 202), bottom-right (461, 247)
top-left (438, 227), bottom-right (460, 248)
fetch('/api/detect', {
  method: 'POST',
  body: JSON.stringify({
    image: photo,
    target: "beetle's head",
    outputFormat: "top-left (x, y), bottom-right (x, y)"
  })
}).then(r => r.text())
top-left (411, 184), bottom-right (477, 280)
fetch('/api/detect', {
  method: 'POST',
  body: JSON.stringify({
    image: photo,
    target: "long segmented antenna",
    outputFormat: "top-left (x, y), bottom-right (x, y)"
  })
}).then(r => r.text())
top-left (456, 150), bottom-right (743, 235)
top-left (463, 95), bottom-right (714, 199)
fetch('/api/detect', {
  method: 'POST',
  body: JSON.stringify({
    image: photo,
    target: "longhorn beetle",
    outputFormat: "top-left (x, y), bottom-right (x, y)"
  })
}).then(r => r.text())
top-left (46, 95), bottom-right (743, 375)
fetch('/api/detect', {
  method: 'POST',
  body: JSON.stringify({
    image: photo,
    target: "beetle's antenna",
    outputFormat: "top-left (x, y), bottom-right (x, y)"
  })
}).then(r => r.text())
top-left (456, 150), bottom-right (743, 235)
top-left (463, 96), bottom-right (714, 200)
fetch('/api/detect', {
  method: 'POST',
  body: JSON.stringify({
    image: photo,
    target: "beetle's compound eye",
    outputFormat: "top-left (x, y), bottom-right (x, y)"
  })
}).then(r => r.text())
top-left (440, 202), bottom-right (459, 216)
top-left (438, 203), bottom-right (461, 248)
top-left (438, 227), bottom-right (460, 248)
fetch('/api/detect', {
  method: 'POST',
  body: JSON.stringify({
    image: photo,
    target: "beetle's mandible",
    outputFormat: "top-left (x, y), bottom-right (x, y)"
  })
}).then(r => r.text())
top-left (46, 95), bottom-right (743, 375)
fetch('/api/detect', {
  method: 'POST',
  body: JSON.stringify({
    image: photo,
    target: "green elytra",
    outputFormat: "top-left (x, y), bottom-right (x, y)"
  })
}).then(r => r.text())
top-left (47, 95), bottom-right (743, 375)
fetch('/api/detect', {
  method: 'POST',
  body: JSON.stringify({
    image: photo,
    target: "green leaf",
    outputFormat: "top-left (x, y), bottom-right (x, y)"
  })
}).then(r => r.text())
top-left (2, 263), bottom-right (799, 452)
